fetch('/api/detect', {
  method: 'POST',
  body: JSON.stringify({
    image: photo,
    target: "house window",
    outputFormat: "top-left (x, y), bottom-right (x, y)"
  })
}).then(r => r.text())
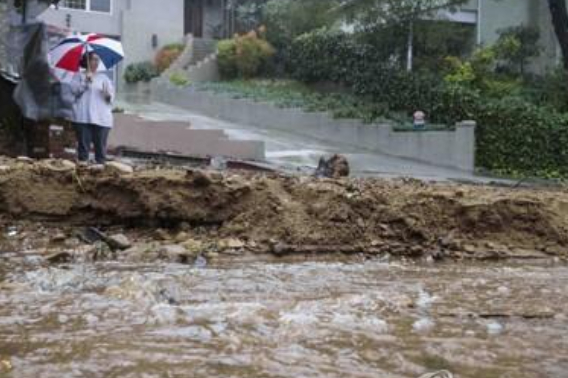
top-left (90, 0), bottom-right (111, 13)
top-left (61, 0), bottom-right (111, 13)
top-left (61, 0), bottom-right (87, 10)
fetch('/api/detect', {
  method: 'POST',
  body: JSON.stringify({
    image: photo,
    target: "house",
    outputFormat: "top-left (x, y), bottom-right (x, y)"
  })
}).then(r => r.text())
top-left (37, 0), bottom-right (237, 82)
top-left (3, 0), bottom-right (566, 81)
top-left (459, 0), bottom-right (562, 73)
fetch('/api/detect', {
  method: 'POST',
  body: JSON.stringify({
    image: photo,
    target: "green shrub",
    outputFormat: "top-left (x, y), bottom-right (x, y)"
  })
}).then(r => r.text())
top-left (217, 30), bottom-right (275, 79)
top-left (290, 28), bottom-right (366, 84)
top-left (124, 61), bottom-right (159, 83)
top-left (525, 69), bottom-right (568, 113)
top-left (169, 72), bottom-right (190, 87)
top-left (475, 98), bottom-right (568, 177)
top-left (217, 39), bottom-right (238, 79)
top-left (275, 27), bottom-right (568, 178)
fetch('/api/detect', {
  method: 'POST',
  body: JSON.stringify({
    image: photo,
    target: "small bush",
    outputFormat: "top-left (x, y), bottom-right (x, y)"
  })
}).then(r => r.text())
top-left (217, 39), bottom-right (238, 79)
top-left (155, 43), bottom-right (185, 73)
top-left (169, 72), bottom-right (190, 87)
top-left (124, 61), bottom-right (159, 83)
top-left (217, 29), bottom-right (275, 79)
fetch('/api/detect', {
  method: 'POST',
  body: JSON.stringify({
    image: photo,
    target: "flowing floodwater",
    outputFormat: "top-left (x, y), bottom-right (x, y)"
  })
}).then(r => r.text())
top-left (1, 253), bottom-right (567, 378)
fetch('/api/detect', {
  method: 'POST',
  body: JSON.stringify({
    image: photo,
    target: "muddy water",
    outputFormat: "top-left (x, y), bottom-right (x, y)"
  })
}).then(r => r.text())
top-left (1, 254), bottom-right (567, 378)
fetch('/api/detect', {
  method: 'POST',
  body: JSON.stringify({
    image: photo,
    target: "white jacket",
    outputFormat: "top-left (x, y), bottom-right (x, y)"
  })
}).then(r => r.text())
top-left (70, 72), bottom-right (115, 128)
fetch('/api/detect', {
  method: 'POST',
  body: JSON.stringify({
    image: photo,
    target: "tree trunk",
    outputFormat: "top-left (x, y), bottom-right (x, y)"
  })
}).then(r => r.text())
top-left (406, 21), bottom-right (414, 72)
top-left (548, 0), bottom-right (568, 70)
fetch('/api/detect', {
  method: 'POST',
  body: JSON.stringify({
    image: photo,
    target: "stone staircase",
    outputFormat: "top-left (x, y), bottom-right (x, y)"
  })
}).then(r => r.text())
top-left (162, 35), bottom-right (219, 83)
top-left (188, 38), bottom-right (217, 67)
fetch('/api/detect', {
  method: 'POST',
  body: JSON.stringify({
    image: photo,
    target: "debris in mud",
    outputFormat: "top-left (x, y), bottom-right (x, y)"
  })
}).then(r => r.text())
top-left (46, 251), bottom-right (72, 264)
top-left (0, 157), bottom-right (567, 261)
top-left (107, 234), bottom-right (132, 250)
top-left (315, 154), bottom-right (350, 179)
top-left (105, 161), bottom-right (134, 175)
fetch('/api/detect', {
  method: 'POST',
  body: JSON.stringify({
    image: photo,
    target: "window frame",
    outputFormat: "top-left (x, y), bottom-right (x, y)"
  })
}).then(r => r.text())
top-left (59, 0), bottom-right (113, 15)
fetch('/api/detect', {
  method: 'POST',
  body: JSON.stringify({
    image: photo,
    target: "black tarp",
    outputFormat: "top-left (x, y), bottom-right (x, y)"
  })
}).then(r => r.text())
top-left (3, 0), bottom-right (73, 121)
top-left (11, 22), bottom-right (74, 120)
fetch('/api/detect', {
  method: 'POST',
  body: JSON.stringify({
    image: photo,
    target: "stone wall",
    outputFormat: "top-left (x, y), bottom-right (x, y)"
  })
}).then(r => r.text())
top-left (150, 81), bottom-right (476, 172)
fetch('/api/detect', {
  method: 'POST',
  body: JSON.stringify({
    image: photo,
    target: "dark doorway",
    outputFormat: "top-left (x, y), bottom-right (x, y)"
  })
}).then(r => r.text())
top-left (184, 0), bottom-right (204, 37)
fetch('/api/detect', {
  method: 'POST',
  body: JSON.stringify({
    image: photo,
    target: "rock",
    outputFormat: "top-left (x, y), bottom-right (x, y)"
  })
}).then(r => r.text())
top-left (122, 245), bottom-right (146, 259)
top-left (154, 229), bottom-right (170, 241)
top-left (371, 239), bottom-right (384, 247)
top-left (486, 321), bottom-right (504, 335)
top-left (272, 243), bottom-right (289, 256)
top-left (159, 244), bottom-right (191, 263)
top-left (64, 237), bottom-right (81, 248)
top-left (105, 161), bottom-right (134, 174)
top-left (178, 222), bottom-right (191, 232)
top-left (182, 239), bottom-right (204, 254)
top-left (544, 245), bottom-right (565, 256)
top-left (160, 244), bottom-right (187, 255)
top-left (186, 169), bottom-right (213, 187)
top-left (485, 241), bottom-right (498, 250)
top-left (0, 358), bottom-right (12, 373)
top-left (61, 160), bottom-right (77, 170)
top-left (46, 251), bottom-right (72, 264)
top-left (16, 156), bottom-right (33, 163)
top-left (462, 244), bottom-right (477, 254)
top-left (0, 165), bottom-right (12, 173)
top-left (408, 245), bottom-right (424, 256)
top-left (51, 233), bottom-right (67, 243)
top-left (43, 159), bottom-right (76, 172)
top-left (175, 231), bottom-right (189, 243)
top-left (107, 234), bottom-right (132, 250)
top-left (219, 238), bottom-right (245, 250)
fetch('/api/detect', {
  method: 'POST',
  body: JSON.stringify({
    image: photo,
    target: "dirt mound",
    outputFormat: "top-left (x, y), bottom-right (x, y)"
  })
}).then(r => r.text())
top-left (0, 158), bottom-right (567, 260)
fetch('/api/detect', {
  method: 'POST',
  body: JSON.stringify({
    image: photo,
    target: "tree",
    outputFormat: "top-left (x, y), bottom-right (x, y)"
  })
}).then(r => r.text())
top-left (494, 25), bottom-right (541, 76)
top-left (548, 0), bottom-right (568, 70)
top-left (262, 0), bottom-right (338, 48)
top-left (335, 0), bottom-right (468, 71)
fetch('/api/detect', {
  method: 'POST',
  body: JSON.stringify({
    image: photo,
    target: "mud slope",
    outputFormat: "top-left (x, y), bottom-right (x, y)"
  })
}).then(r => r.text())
top-left (1, 159), bottom-right (567, 259)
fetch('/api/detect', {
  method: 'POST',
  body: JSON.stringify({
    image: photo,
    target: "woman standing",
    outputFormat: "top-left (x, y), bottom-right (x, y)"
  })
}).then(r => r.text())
top-left (70, 52), bottom-right (114, 165)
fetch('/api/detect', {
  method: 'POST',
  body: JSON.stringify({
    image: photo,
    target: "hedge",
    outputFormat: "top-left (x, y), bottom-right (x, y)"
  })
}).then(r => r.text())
top-left (124, 61), bottom-right (159, 84)
top-left (289, 28), bottom-right (568, 177)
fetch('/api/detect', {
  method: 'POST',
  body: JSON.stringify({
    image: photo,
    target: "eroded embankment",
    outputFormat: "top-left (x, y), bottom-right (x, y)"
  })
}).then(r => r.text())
top-left (1, 159), bottom-right (567, 260)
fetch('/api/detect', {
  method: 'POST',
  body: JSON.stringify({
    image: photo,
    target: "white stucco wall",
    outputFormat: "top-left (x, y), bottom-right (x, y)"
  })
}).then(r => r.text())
top-left (121, 0), bottom-right (184, 64)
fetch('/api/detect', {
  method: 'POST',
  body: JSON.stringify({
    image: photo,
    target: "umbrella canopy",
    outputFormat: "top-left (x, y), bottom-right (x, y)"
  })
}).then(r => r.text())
top-left (49, 33), bottom-right (124, 72)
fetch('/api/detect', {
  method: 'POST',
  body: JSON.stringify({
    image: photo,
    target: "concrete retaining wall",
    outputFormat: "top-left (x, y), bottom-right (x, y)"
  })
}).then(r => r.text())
top-left (151, 80), bottom-right (476, 171)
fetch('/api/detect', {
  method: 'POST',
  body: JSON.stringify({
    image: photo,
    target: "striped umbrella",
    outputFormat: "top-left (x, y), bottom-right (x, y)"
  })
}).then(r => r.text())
top-left (49, 33), bottom-right (124, 72)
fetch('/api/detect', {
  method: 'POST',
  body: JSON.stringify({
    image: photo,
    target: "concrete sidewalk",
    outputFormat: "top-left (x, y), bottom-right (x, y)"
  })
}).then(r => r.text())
top-left (117, 98), bottom-right (507, 184)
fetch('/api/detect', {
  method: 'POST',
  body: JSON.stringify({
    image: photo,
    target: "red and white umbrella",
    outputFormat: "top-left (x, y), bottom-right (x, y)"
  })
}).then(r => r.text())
top-left (49, 33), bottom-right (124, 72)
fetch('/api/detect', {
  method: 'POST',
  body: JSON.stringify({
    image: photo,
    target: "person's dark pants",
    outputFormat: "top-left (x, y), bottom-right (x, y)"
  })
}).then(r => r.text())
top-left (74, 123), bottom-right (110, 164)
